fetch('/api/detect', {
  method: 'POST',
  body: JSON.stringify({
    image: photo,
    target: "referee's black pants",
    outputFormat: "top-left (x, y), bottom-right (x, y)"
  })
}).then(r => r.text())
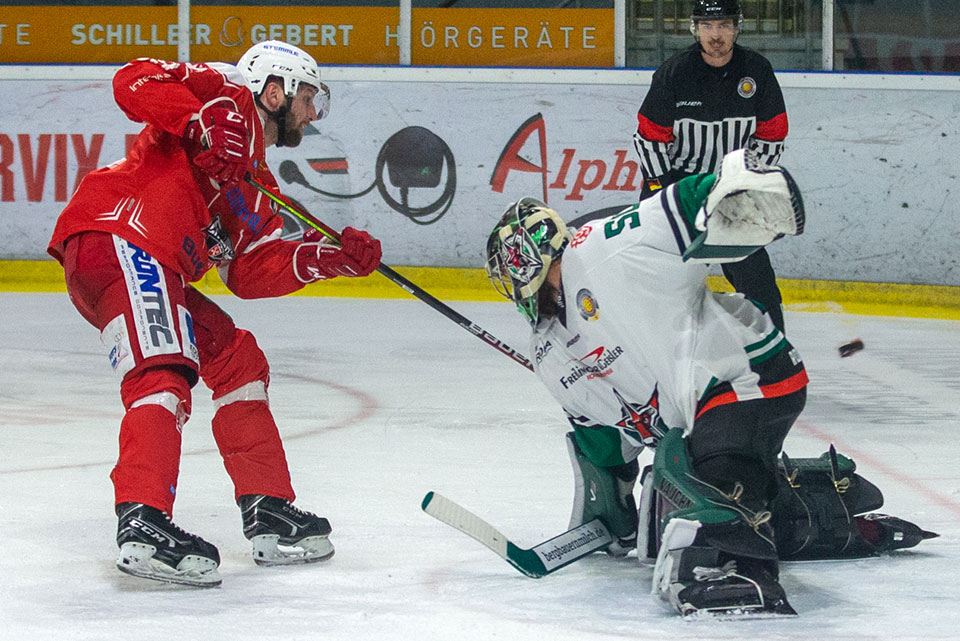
top-left (722, 247), bottom-right (785, 333)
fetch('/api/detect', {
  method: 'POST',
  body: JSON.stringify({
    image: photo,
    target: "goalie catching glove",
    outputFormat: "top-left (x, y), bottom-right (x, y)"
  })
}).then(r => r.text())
top-left (294, 227), bottom-right (382, 282)
top-left (683, 148), bottom-right (804, 263)
top-left (184, 97), bottom-right (250, 184)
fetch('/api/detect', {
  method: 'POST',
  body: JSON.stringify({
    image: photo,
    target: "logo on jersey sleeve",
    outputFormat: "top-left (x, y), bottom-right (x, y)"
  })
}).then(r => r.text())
top-left (569, 225), bottom-right (593, 248)
top-left (612, 385), bottom-right (661, 446)
top-left (204, 214), bottom-right (236, 264)
top-left (576, 288), bottom-right (600, 321)
top-left (738, 77), bottom-right (757, 98)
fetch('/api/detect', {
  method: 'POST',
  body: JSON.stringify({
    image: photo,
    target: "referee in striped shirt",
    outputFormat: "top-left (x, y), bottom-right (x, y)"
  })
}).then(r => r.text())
top-left (634, 0), bottom-right (789, 332)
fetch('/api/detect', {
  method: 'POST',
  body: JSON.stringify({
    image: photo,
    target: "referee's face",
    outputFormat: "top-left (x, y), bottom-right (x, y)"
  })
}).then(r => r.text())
top-left (696, 19), bottom-right (737, 66)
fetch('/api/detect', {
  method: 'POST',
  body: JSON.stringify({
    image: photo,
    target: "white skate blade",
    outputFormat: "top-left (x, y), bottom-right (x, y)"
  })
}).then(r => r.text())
top-left (116, 542), bottom-right (222, 588)
top-left (250, 534), bottom-right (335, 566)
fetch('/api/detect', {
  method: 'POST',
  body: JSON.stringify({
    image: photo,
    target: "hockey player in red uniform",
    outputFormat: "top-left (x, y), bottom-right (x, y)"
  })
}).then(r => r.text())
top-left (47, 40), bottom-right (382, 588)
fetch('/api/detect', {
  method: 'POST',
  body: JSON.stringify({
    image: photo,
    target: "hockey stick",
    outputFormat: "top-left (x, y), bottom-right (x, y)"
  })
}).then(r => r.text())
top-left (421, 491), bottom-right (613, 578)
top-left (245, 174), bottom-right (534, 372)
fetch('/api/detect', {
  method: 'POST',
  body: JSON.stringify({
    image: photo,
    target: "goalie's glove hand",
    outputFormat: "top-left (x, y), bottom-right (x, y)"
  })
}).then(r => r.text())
top-left (184, 98), bottom-right (249, 184)
top-left (294, 227), bottom-right (382, 282)
top-left (694, 148), bottom-right (804, 245)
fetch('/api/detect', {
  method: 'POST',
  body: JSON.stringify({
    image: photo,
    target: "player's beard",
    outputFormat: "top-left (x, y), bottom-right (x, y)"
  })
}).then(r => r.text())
top-left (537, 281), bottom-right (564, 320)
top-left (283, 118), bottom-right (304, 148)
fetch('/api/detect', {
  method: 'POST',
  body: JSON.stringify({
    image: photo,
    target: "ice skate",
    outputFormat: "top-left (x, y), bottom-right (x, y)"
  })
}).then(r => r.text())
top-left (115, 503), bottom-right (221, 588)
top-left (239, 495), bottom-right (334, 566)
top-left (672, 558), bottom-right (796, 618)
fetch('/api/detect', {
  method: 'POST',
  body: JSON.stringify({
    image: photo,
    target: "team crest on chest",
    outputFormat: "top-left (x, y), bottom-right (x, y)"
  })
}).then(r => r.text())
top-left (612, 386), bottom-right (661, 445)
top-left (576, 289), bottom-right (600, 321)
top-left (738, 77), bottom-right (757, 98)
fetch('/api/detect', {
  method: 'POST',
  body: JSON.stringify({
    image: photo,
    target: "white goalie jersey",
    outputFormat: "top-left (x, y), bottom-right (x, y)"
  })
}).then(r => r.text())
top-left (531, 181), bottom-right (805, 456)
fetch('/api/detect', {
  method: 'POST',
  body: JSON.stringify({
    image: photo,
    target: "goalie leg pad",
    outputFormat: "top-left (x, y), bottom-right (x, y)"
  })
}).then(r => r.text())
top-left (648, 429), bottom-right (794, 616)
top-left (566, 432), bottom-right (639, 557)
top-left (773, 448), bottom-right (938, 558)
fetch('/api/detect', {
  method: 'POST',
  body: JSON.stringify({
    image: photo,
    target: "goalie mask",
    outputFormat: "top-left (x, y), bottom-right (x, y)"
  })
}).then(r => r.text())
top-left (486, 198), bottom-right (571, 328)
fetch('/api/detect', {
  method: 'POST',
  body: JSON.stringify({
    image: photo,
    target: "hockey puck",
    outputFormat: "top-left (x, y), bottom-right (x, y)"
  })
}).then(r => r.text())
top-left (838, 339), bottom-right (864, 358)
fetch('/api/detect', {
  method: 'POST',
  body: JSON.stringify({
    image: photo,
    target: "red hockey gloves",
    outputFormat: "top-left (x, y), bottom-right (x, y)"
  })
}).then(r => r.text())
top-left (185, 98), bottom-right (249, 184)
top-left (293, 227), bottom-right (382, 282)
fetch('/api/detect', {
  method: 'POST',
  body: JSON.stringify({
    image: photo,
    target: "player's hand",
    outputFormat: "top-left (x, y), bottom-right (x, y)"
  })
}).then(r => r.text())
top-left (185, 98), bottom-right (249, 184)
top-left (294, 227), bottom-right (382, 282)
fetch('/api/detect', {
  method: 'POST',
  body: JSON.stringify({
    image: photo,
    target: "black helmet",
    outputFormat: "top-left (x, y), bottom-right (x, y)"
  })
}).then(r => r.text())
top-left (692, 0), bottom-right (743, 22)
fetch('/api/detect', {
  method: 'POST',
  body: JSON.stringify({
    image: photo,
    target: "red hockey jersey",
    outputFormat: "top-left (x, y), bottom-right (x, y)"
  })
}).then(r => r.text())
top-left (49, 58), bottom-right (306, 298)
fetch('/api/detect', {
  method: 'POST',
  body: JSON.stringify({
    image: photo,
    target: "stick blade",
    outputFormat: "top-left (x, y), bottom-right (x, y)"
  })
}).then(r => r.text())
top-left (421, 492), bottom-right (615, 579)
top-left (422, 491), bottom-right (509, 558)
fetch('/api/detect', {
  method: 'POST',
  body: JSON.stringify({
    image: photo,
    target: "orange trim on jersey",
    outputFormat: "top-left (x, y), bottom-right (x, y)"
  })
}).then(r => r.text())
top-left (695, 368), bottom-right (809, 419)
top-left (636, 113), bottom-right (675, 143)
top-left (755, 111), bottom-right (789, 141)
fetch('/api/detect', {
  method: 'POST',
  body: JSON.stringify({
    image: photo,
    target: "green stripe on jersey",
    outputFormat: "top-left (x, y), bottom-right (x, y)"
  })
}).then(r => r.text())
top-left (746, 330), bottom-right (788, 365)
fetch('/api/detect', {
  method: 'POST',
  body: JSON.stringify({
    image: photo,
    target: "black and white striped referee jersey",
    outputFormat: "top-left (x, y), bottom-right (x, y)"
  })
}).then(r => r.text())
top-left (634, 43), bottom-right (788, 186)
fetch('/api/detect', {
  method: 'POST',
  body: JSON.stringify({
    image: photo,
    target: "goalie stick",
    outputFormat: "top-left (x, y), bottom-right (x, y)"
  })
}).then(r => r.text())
top-left (421, 491), bottom-right (614, 578)
top-left (245, 174), bottom-right (534, 372)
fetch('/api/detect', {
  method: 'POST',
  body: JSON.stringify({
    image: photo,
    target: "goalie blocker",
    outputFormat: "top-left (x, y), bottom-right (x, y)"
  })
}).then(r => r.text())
top-left (637, 429), bottom-right (938, 617)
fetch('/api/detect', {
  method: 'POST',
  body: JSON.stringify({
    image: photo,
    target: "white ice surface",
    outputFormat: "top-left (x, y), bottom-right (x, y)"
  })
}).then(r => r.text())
top-left (1, 292), bottom-right (958, 641)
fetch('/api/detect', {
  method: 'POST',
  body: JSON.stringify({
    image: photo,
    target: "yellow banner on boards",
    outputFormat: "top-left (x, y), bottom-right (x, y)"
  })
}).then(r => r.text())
top-left (411, 9), bottom-right (613, 67)
top-left (0, 6), bottom-right (613, 67)
top-left (0, 6), bottom-right (398, 65)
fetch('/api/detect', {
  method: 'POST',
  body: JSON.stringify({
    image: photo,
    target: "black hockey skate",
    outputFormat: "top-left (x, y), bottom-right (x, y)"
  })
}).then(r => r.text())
top-left (238, 495), bottom-right (335, 566)
top-left (673, 556), bottom-right (796, 618)
top-left (115, 503), bottom-right (221, 588)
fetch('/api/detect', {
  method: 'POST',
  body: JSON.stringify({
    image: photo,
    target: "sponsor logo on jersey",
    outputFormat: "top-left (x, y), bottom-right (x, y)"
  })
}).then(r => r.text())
top-left (114, 237), bottom-right (181, 360)
top-left (126, 243), bottom-right (175, 348)
top-left (566, 334), bottom-right (581, 348)
top-left (101, 314), bottom-right (135, 378)
top-left (225, 186), bottom-right (267, 234)
top-left (676, 100), bottom-right (703, 107)
top-left (576, 288), bottom-right (599, 321)
top-left (535, 340), bottom-right (553, 364)
top-left (569, 224), bottom-right (592, 248)
top-left (738, 77), bottom-right (757, 98)
top-left (560, 345), bottom-right (623, 388)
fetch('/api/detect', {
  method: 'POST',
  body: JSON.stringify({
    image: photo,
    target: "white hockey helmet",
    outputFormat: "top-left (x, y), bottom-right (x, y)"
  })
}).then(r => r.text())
top-left (486, 198), bottom-right (571, 328)
top-left (237, 40), bottom-right (329, 119)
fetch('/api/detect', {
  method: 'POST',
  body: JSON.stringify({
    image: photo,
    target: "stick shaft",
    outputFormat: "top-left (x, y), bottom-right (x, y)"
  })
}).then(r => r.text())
top-left (246, 175), bottom-right (534, 371)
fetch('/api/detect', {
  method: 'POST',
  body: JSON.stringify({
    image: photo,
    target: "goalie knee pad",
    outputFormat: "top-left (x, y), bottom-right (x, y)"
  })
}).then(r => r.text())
top-left (772, 446), bottom-right (937, 559)
top-left (566, 432), bottom-right (639, 557)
